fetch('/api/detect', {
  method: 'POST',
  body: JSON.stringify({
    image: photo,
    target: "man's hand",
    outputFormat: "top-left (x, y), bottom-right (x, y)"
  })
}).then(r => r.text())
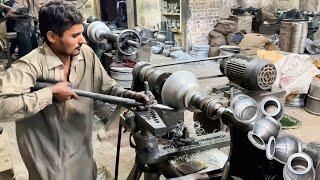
top-left (50, 82), bottom-right (78, 102)
top-left (134, 91), bottom-right (155, 105)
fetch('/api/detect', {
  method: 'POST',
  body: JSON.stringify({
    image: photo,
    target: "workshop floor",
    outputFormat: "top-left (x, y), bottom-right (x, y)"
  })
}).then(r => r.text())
top-left (1, 54), bottom-right (320, 180)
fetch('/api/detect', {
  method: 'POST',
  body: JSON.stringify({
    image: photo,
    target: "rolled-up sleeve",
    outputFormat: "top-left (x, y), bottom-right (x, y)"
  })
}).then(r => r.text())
top-left (0, 60), bottom-right (53, 121)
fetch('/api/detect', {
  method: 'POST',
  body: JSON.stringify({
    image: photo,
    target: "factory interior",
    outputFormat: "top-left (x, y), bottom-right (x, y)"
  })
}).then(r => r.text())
top-left (1, 0), bottom-right (320, 179)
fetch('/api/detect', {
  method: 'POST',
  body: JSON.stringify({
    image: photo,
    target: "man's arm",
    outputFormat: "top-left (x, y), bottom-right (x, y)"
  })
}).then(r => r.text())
top-left (0, 60), bottom-right (78, 121)
top-left (0, 60), bottom-right (52, 121)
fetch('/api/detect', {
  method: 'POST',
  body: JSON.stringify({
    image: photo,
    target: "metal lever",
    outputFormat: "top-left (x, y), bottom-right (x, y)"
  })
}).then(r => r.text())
top-left (127, 40), bottom-right (141, 48)
top-left (144, 81), bottom-right (150, 95)
top-left (34, 82), bottom-right (175, 111)
top-left (144, 81), bottom-right (151, 109)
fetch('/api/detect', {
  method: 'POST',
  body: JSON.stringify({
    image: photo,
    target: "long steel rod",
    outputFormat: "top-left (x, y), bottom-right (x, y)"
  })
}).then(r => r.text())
top-left (197, 74), bottom-right (225, 80)
top-left (34, 82), bottom-right (175, 111)
top-left (153, 55), bottom-right (231, 68)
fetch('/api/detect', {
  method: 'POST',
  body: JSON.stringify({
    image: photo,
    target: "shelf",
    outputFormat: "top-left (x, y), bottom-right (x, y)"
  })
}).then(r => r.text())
top-left (162, 13), bottom-right (180, 16)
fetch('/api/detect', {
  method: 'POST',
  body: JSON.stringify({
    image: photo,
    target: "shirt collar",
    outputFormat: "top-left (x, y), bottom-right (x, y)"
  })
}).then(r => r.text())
top-left (43, 43), bottom-right (84, 69)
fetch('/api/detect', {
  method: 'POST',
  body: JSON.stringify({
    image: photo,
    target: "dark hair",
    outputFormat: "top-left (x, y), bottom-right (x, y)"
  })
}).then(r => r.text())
top-left (38, 1), bottom-right (83, 44)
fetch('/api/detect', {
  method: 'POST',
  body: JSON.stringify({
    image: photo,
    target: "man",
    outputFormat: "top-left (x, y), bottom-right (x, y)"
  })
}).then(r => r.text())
top-left (4, 0), bottom-right (18, 57)
top-left (0, 1), bottom-right (152, 179)
top-left (6, 0), bottom-right (37, 57)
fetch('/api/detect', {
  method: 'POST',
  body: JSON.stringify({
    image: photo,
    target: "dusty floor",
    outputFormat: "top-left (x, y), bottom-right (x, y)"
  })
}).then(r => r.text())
top-left (0, 54), bottom-right (320, 180)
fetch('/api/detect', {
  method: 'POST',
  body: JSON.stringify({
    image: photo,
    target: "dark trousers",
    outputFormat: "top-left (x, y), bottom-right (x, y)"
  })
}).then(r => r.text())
top-left (9, 36), bottom-right (18, 55)
top-left (6, 24), bottom-right (18, 55)
top-left (17, 31), bottom-right (37, 57)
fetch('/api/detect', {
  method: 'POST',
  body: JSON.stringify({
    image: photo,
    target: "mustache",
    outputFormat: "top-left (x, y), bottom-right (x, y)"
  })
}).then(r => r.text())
top-left (76, 44), bottom-right (82, 49)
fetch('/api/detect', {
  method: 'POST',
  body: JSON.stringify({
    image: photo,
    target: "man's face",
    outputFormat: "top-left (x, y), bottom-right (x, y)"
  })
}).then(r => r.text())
top-left (53, 24), bottom-right (86, 56)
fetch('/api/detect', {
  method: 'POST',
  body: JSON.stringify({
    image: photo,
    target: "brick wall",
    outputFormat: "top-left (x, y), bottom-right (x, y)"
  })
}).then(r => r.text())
top-left (185, 0), bottom-right (221, 50)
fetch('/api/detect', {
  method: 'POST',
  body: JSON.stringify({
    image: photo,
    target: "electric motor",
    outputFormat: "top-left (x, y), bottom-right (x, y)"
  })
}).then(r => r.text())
top-left (220, 54), bottom-right (277, 91)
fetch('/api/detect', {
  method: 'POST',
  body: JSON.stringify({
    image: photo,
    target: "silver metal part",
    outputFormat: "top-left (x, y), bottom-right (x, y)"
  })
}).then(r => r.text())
top-left (161, 71), bottom-right (200, 111)
top-left (260, 96), bottom-right (284, 121)
top-left (248, 116), bottom-right (281, 150)
top-left (305, 79), bottom-right (320, 116)
top-left (87, 21), bottom-right (141, 56)
top-left (87, 21), bottom-right (110, 44)
top-left (117, 30), bottom-right (141, 56)
top-left (135, 28), bottom-right (151, 44)
top-left (34, 82), bottom-right (174, 111)
top-left (220, 55), bottom-right (277, 90)
top-left (230, 94), bottom-right (258, 124)
top-left (134, 65), bottom-right (229, 120)
top-left (266, 135), bottom-right (302, 164)
top-left (283, 152), bottom-right (315, 180)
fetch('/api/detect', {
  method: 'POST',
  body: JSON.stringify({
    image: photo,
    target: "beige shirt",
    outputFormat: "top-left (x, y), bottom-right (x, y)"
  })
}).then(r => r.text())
top-left (0, 43), bottom-right (118, 180)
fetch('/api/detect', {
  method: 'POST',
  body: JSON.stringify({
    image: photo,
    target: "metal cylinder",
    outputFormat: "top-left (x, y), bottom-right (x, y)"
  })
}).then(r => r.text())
top-left (266, 135), bottom-right (302, 164)
top-left (104, 32), bottom-right (118, 42)
top-left (87, 21), bottom-right (110, 43)
top-left (133, 65), bottom-right (240, 122)
top-left (305, 79), bottom-right (320, 116)
top-left (135, 63), bottom-right (169, 95)
top-left (190, 93), bottom-right (226, 119)
top-left (159, 70), bottom-right (227, 117)
top-left (260, 96), bottom-right (284, 121)
top-left (161, 71), bottom-right (199, 110)
top-left (86, 21), bottom-right (141, 56)
top-left (283, 152), bottom-right (315, 180)
top-left (135, 27), bottom-right (151, 44)
top-left (230, 94), bottom-right (258, 124)
top-left (248, 116), bottom-right (281, 150)
top-left (220, 54), bottom-right (277, 90)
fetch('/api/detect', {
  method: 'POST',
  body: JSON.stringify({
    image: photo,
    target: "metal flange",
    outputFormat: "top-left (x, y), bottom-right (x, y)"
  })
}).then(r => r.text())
top-left (87, 21), bottom-right (110, 44)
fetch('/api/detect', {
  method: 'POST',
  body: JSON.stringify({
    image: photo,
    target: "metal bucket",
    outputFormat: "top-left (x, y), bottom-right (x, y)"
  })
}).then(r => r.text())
top-left (305, 79), bottom-right (320, 116)
top-left (110, 66), bottom-right (133, 89)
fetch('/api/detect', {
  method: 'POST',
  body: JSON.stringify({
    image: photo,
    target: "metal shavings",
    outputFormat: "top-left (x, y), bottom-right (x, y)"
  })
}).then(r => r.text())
top-left (171, 121), bottom-right (185, 137)
top-left (193, 121), bottom-right (206, 136)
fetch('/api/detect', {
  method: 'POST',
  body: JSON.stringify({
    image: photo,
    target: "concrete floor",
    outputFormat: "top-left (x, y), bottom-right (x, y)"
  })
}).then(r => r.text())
top-left (1, 54), bottom-right (320, 180)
